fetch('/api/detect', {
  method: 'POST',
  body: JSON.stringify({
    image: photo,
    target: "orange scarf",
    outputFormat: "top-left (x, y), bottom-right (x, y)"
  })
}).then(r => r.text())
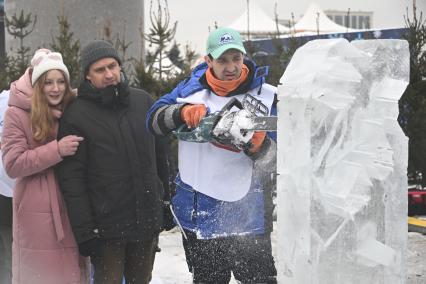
top-left (206, 64), bottom-right (249, 97)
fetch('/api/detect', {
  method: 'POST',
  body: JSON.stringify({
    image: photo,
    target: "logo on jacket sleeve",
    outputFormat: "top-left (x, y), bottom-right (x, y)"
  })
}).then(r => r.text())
top-left (219, 34), bottom-right (235, 45)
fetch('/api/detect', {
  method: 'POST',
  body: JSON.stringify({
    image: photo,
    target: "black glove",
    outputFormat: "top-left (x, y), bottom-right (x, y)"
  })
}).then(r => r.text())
top-left (163, 202), bottom-right (176, 231)
top-left (78, 238), bottom-right (104, 257)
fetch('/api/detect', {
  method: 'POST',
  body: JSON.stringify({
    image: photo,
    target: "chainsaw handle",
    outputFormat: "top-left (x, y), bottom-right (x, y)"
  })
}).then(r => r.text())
top-left (173, 98), bottom-right (243, 143)
top-left (173, 114), bottom-right (221, 142)
top-left (217, 98), bottom-right (243, 116)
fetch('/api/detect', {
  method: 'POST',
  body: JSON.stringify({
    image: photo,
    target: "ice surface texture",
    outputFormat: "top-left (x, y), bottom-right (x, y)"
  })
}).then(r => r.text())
top-left (277, 38), bottom-right (409, 284)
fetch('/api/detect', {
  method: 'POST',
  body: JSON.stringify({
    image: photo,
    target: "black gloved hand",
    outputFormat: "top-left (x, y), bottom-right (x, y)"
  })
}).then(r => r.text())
top-left (163, 202), bottom-right (176, 231)
top-left (78, 238), bottom-right (104, 257)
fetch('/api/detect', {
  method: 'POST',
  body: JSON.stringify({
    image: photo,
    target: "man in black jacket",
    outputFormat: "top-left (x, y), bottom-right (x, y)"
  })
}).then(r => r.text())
top-left (56, 40), bottom-right (170, 284)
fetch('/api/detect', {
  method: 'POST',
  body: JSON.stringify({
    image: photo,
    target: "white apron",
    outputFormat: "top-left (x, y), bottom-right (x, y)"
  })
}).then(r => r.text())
top-left (177, 84), bottom-right (275, 201)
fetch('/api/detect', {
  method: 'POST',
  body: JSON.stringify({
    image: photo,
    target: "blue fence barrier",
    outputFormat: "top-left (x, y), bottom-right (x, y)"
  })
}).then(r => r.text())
top-left (246, 28), bottom-right (408, 56)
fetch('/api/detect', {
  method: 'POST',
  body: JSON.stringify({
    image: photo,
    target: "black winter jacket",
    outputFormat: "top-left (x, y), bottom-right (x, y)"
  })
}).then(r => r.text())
top-left (56, 79), bottom-right (169, 244)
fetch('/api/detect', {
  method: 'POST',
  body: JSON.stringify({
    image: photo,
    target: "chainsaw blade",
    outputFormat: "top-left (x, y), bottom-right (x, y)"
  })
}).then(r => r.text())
top-left (244, 116), bottom-right (277, 131)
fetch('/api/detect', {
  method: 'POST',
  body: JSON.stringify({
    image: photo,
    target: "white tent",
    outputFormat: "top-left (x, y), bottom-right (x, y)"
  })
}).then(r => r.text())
top-left (293, 2), bottom-right (358, 34)
top-left (229, 1), bottom-right (290, 39)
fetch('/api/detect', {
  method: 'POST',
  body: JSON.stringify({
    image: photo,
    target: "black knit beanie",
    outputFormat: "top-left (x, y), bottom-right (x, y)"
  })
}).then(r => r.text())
top-left (81, 40), bottom-right (122, 75)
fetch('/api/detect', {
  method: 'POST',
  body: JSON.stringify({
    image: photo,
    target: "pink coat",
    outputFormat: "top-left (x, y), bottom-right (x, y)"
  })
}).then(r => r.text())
top-left (1, 69), bottom-right (84, 284)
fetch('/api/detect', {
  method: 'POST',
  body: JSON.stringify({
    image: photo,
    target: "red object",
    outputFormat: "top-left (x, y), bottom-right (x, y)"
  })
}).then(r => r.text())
top-left (408, 189), bottom-right (426, 205)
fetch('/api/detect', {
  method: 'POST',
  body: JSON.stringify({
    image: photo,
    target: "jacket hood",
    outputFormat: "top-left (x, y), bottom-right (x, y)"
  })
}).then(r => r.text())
top-left (8, 68), bottom-right (33, 111)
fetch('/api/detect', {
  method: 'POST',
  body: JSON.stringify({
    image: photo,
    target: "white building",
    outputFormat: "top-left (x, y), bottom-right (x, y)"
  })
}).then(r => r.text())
top-left (325, 9), bottom-right (373, 30)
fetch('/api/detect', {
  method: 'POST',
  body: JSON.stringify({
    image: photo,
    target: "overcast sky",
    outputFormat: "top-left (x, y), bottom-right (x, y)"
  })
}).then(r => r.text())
top-left (145, 0), bottom-right (426, 55)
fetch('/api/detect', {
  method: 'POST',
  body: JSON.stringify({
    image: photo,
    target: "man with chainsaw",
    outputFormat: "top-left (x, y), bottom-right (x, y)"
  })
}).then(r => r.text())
top-left (147, 27), bottom-right (277, 284)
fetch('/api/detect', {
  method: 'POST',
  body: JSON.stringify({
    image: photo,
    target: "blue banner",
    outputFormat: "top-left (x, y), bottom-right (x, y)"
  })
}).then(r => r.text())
top-left (246, 28), bottom-right (408, 55)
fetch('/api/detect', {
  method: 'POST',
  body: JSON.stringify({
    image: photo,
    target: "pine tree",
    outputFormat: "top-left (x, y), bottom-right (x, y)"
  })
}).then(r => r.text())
top-left (132, 55), bottom-right (160, 97)
top-left (397, 0), bottom-right (426, 185)
top-left (181, 44), bottom-right (198, 75)
top-left (4, 10), bottom-right (37, 83)
top-left (404, 0), bottom-right (426, 84)
top-left (114, 32), bottom-right (132, 66)
top-left (0, 56), bottom-right (13, 90)
top-left (144, 0), bottom-right (177, 80)
top-left (167, 42), bottom-right (198, 75)
top-left (50, 12), bottom-right (81, 87)
top-left (168, 41), bottom-right (184, 69)
top-left (101, 20), bottom-right (133, 68)
top-left (132, 0), bottom-right (199, 100)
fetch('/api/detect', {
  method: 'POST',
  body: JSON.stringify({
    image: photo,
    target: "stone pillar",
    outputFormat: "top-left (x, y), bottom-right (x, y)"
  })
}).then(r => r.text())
top-left (4, 0), bottom-right (145, 70)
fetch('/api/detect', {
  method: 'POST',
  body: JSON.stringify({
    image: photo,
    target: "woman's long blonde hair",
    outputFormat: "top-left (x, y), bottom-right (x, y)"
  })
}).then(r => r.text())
top-left (31, 70), bottom-right (75, 142)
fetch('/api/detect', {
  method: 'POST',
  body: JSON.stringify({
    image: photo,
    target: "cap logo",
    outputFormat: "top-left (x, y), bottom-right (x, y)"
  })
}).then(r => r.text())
top-left (219, 33), bottom-right (235, 45)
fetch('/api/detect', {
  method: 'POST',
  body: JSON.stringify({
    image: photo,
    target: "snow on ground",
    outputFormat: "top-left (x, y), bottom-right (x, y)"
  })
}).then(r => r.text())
top-left (407, 232), bottom-right (426, 284)
top-left (150, 227), bottom-right (192, 284)
top-left (150, 227), bottom-right (241, 284)
top-left (151, 226), bottom-right (426, 283)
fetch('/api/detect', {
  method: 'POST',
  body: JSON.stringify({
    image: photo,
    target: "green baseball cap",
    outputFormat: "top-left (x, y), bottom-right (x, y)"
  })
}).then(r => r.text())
top-left (206, 27), bottom-right (246, 59)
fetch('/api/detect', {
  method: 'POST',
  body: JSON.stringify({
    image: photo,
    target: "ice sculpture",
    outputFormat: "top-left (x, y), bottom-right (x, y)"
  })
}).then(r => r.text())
top-left (277, 38), bottom-right (409, 283)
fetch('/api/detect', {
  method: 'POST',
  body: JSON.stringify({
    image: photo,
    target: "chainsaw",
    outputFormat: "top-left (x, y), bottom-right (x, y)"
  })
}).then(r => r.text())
top-left (173, 94), bottom-right (277, 151)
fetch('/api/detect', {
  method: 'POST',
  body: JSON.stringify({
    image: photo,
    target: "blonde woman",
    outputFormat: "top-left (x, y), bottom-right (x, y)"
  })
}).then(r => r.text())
top-left (1, 49), bottom-right (85, 284)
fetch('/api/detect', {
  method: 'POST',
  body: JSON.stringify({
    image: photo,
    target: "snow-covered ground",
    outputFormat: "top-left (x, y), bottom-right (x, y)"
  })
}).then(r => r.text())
top-left (150, 227), bottom-right (238, 284)
top-left (150, 227), bottom-right (192, 284)
top-left (407, 232), bottom-right (426, 283)
top-left (150, 226), bottom-right (426, 283)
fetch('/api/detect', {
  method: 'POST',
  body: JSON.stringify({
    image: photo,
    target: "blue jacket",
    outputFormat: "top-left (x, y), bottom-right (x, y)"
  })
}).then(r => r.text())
top-left (147, 60), bottom-right (276, 239)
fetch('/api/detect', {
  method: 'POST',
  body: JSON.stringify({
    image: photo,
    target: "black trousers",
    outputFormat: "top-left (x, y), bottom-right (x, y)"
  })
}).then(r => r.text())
top-left (0, 225), bottom-right (12, 284)
top-left (0, 195), bottom-right (12, 284)
top-left (182, 230), bottom-right (277, 284)
top-left (91, 236), bottom-right (158, 284)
